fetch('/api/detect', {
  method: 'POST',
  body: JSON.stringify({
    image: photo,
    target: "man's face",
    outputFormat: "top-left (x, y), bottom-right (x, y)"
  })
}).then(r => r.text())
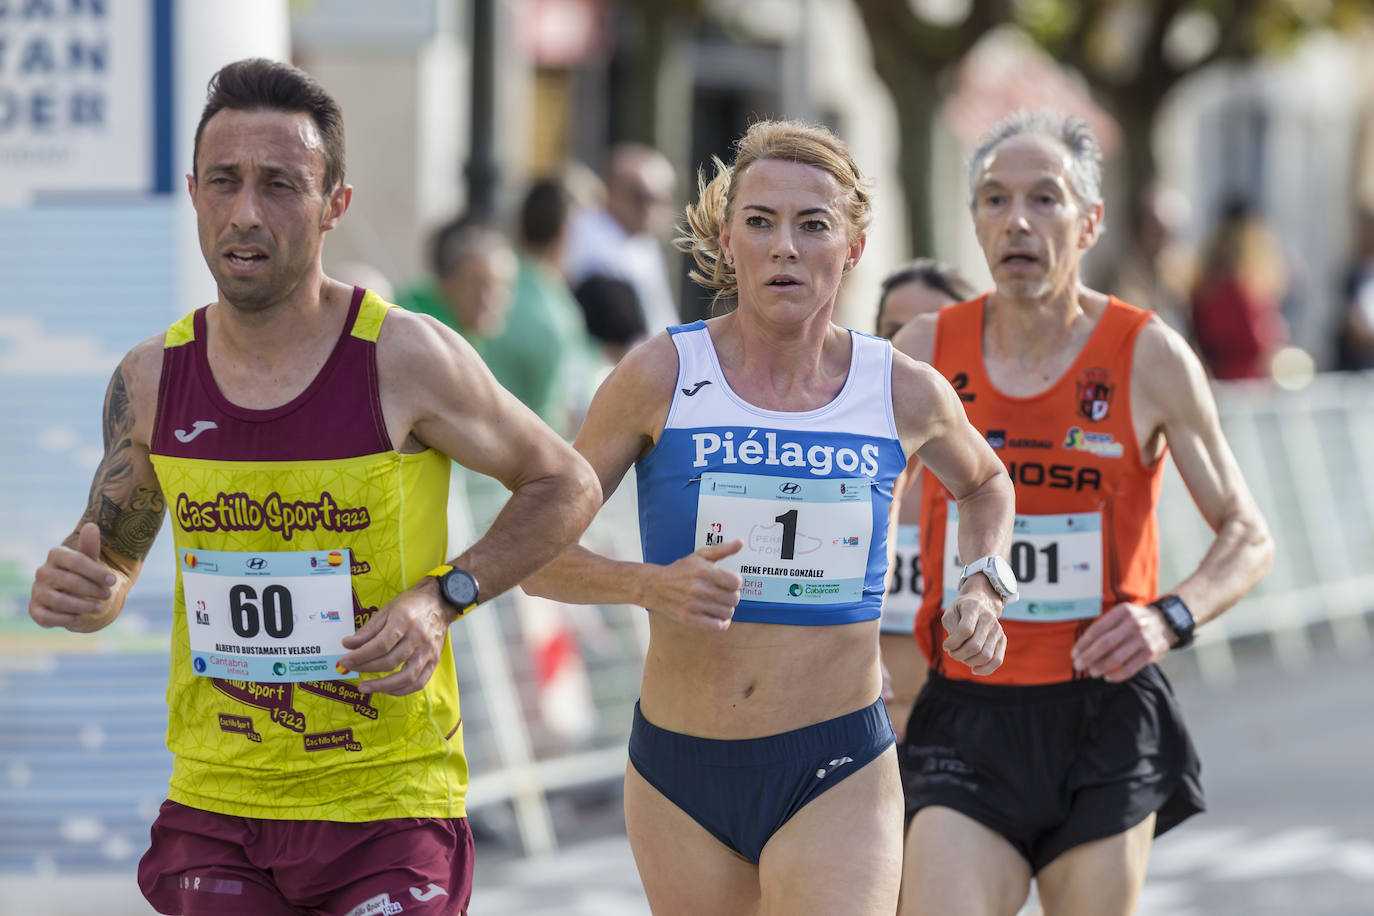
top-left (440, 247), bottom-right (516, 339)
top-left (608, 159), bottom-right (675, 237)
top-left (877, 281), bottom-right (955, 340)
top-left (188, 108), bottom-right (348, 311)
top-left (970, 133), bottom-right (1099, 304)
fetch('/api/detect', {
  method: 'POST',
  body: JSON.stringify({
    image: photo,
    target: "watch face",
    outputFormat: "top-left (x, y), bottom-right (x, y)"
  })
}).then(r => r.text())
top-left (442, 569), bottom-right (479, 608)
top-left (990, 556), bottom-right (1016, 589)
top-left (1162, 597), bottom-right (1193, 631)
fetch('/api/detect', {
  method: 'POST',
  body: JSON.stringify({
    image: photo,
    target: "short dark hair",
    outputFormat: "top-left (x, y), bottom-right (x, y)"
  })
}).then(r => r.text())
top-left (429, 213), bottom-right (509, 278)
top-left (520, 176), bottom-right (573, 249)
top-left (193, 58), bottom-right (346, 194)
top-left (574, 274), bottom-right (647, 347)
top-left (876, 258), bottom-right (977, 332)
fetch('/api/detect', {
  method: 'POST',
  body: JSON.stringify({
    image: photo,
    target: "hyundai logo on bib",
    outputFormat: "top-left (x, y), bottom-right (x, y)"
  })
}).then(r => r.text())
top-left (779, 482), bottom-right (801, 495)
top-left (246, 557), bottom-right (268, 570)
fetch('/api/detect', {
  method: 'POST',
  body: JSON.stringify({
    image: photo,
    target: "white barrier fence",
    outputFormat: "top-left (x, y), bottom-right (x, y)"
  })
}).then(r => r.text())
top-left (461, 372), bottom-right (1374, 854)
top-left (3, 374), bottom-right (1371, 871)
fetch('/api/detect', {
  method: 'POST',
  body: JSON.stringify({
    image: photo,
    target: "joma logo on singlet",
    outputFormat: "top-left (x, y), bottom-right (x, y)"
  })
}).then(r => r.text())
top-left (692, 430), bottom-right (881, 477)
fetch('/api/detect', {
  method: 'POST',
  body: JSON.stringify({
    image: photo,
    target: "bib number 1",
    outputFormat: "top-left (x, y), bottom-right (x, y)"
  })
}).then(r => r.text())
top-left (695, 472), bottom-right (873, 605)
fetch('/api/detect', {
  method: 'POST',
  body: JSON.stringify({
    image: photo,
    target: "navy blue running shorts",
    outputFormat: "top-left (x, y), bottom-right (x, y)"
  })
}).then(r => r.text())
top-left (629, 698), bottom-right (895, 863)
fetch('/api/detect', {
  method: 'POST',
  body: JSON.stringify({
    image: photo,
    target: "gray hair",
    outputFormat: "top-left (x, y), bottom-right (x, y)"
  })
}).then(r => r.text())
top-left (967, 110), bottom-right (1103, 214)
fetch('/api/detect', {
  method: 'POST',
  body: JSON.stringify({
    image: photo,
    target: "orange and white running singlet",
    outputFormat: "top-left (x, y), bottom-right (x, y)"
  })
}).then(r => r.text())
top-left (916, 296), bottom-right (1163, 685)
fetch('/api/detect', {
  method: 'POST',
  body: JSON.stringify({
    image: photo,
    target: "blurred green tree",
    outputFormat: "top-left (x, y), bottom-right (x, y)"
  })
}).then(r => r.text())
top-left (853, 0), bottom-right (1371, 257)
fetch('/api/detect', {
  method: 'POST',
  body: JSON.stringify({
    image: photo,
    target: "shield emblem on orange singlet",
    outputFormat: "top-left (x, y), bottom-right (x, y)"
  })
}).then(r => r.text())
top-left (1077, 378), bottom-right (1113, 422)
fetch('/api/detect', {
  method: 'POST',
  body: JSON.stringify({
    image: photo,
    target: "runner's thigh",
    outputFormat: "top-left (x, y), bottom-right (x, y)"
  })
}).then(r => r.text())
top-left (901, 806), bottom-right (1031, 916)
top-left (1034, 812), bottom-right (1155, 916)
top-left (623, 762), bottom-right (761, 916)
top-left (757, 746), bottom-right (903, 916)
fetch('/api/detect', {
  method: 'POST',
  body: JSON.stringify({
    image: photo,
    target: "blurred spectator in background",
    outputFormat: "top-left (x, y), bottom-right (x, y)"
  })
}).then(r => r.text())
top-left (875, 259), bottom-right (977, 340)
top-left (396, 217), bottom-right (519, 542)
top-left (564, 143), bottom-right (680, 335)
top-left (1111, 184), bottom-right (1197, 344)
top-left (1191, 199), bottom-right (1290, 380)
top-left (1335, 207), bottom-right (1374, 371)
top-left (499, 175), bottom-right (598, 435)
top-left (573, 273), bottom-right (648, 366)
top-left (397, 215), bottom-right (517, 348)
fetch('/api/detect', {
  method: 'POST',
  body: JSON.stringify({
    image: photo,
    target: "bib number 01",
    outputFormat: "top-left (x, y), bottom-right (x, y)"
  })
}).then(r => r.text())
top-left (943, 505), bottom-right (1102, 622)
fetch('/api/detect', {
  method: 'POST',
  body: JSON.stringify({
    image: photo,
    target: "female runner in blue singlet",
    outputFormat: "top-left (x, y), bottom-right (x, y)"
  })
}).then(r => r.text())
top-left (526, 120), bottom-right (1015, 915)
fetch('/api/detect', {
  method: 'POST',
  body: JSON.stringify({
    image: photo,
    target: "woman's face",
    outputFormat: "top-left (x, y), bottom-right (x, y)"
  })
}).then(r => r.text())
top-left (720, 158), bottom-right (863, 326)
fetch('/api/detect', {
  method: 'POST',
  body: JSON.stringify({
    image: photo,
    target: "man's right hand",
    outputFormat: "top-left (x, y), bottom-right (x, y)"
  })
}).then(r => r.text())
top-left (941, 581), bottom-right (1006, 675)
top-left (30, 522), bottom-right (117, 633)
top-left (643, 539), bottom-right (744, 632)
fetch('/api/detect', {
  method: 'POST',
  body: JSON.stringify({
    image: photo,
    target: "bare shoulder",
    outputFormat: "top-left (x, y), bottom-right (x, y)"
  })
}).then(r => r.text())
top-left (889, 312), bottom-right (939, 364)
top-left (601, 330), bottom-right (679, 401)
top-left (582, 330), bottom-right (680, 441)
top-left (373, 305), bottom-right (475, 384)
top-left (1132, 314), bottom-right (1214, 423)
top-left (119, 334), bottom-right (167, 442)
top-left (890, 348), bottom-right (960, 452)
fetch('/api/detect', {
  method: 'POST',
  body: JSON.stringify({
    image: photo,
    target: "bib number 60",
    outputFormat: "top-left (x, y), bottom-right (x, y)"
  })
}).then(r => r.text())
top-left (229, 584), bottom-right (294, 639)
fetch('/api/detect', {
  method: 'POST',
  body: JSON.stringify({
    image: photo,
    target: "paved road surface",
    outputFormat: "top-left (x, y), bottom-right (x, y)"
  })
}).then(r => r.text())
top-left (4, 637), bottom-right (1371, 915)
top-left (471, 637), bottom-right (1374, 916)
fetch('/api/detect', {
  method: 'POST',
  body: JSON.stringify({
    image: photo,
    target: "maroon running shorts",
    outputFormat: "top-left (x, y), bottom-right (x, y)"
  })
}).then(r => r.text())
top-left (137, 800), bottom-right (474, 915)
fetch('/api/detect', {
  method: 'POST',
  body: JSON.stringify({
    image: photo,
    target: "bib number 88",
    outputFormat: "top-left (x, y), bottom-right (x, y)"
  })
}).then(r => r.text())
top-left (229, 584), bottom-right (294, 639)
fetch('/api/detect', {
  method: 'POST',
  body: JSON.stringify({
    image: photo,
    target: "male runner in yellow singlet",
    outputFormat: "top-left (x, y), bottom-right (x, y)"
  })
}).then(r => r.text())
top-left (28, 58), bottom-right (600, 916)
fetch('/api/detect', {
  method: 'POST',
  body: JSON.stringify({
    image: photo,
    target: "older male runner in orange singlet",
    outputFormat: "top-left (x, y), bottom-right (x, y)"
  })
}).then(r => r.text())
top-left (892, 110), bottom-right (1273, 916)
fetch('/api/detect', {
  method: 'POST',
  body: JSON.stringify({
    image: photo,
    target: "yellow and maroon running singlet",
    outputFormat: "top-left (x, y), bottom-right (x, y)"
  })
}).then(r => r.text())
top-left (917, 296), bottom-right (1163, 685)
top-left (148, 288), bottom-right (464, 820)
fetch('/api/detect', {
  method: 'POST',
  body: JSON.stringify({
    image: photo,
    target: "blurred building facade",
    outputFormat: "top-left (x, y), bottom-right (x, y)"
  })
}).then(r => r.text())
top-left (295, 1), bottom-right (1374, 365)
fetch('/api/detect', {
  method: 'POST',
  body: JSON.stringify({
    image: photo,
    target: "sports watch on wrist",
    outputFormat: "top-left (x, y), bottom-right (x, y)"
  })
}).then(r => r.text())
top-left (1150, 594), bottom-right (1195, 648)
top-left (428, 565), bottom-right (480, 619)
top-left (957, 555), bottom-right (1019, 602)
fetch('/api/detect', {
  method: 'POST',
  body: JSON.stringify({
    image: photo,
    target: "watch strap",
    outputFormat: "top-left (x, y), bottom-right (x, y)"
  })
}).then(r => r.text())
top-left (427, 565), bottom-right (478, 618)
top-left (1150, 594), bottom-right (1195, 649)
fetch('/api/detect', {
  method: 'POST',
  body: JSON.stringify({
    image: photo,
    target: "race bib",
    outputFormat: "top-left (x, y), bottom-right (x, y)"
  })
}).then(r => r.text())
top-left (880, 523), bottom-right (921, 633)
top-left (181, 548), bottom-right (356, 681)
top-left (696, 472), bottom-right (872, 605)
top-left (943, 504), bottom-right (1102, 622)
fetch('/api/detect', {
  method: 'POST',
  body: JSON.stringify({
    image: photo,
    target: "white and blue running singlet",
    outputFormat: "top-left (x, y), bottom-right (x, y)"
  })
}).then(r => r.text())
top-left (637, 321), bottom-right (908, 626)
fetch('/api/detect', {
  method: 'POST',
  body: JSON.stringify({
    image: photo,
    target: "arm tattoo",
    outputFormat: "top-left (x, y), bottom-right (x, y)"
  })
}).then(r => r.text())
top-left (80, 366), bottom-right (165, 563)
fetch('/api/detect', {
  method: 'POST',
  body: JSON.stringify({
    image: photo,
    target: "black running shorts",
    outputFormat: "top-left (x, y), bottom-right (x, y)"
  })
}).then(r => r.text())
top-left (899, 664), bottom-right (1205, 872)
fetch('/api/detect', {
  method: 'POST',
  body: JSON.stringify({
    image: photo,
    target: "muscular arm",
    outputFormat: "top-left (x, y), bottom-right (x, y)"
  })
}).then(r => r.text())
top-left (30, 338), bottom-right (165, 632)
top-left (1073, 318), bottom-right (1274, 680)
top-left (891, 350), bottom-right (1015, 672)
top-left (341, 310), bottom-right (601, 694)
top-left (891, 319), bottom-right (1013, 574)
top-left (523, 333), bottom-right (745, 629)
top-left (386, 309), bottom-right (602, 602)
top-left (1136, 320), bottom-right (1274, 624)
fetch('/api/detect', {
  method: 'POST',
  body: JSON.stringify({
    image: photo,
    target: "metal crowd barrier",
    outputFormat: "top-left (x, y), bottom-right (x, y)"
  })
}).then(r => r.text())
top-left (4, 374), bottom-right (1373, 873)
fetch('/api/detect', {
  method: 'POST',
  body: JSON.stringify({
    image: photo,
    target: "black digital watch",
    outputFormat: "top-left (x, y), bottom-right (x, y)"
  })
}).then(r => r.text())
top-left (1150, 594), bottom-right (1195, 649)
